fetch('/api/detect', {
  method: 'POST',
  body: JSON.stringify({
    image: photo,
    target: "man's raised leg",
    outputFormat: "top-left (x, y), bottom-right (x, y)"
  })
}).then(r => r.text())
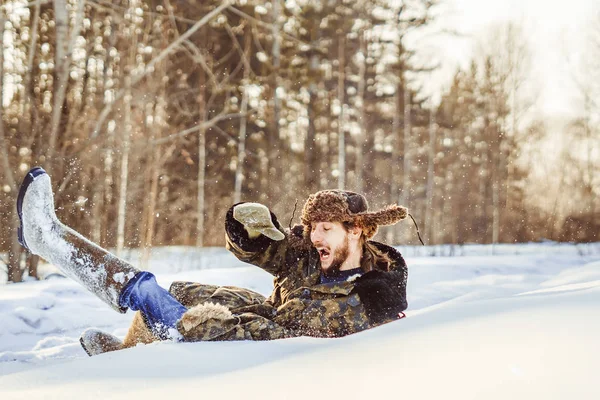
top-left (17, 167), bottom-right (186, 354)
top-left (17, 167), bottom-right (139, 312)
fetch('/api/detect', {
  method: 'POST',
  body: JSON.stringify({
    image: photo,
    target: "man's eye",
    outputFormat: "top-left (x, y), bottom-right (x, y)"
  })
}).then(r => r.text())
top-left (323, 227), bottom-right (330, 231)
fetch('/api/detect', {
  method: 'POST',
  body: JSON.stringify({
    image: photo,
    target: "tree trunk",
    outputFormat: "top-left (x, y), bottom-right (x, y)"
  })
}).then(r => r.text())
top-left (386, 84), bottom-right (402, 245)
top-left (305, 81), bottom-right (318, 193)
top-left (354, 33), bottom-right (366, 194)
top-left (101, 122), bottom-right (115, 247)
top-left (141, 104), bottom-right (161, 268)
top-left (116, 77), bottom-right (132, 256)
top-left (19, 0), bottom-right (40, 142)
top-left (401, 76), bottom-right (411, 205)
top-left (0, 13), bottom-right (23, 282)
top-left (19, 2), bottom-right (42, 281)
top-left (425, 107), bottom-right (436, 244)
top-left (234, 34), bottom-right (251, 203)
top-left (268, 0), bottom-right (281, 201)
top-left (0, 13), bottom-right (15, 190)
top-left (141, 146), bottom-right (160, 268)
top-left (233, 89), bottom-right (248, 203)
top-left (140, 62), bottom-right (166, 266)
top-left (478, 131), bottom-right (487, 224)
top-left (196, 70), bottom-right (207, 247)
top-left (399, 77), bottom-right (412, 241)
top-left (47, 0), bottom-right (85, 173)
top-left (492, 179), bottom-right (500, 245)
top-left (491, 129), bottom-right (501, 246)
top-left (8, 214), bottom-right (24, 283)
top-left (91, 165), bottom-right (103, 244)
top-left (585, 113), bottom-right (595, 217)
top-left (337, 34), bottom-right (346, 190)
top-left (304, 21), bottom-right (320, 194)
top-left (27, 254), bottom-right (39, 280)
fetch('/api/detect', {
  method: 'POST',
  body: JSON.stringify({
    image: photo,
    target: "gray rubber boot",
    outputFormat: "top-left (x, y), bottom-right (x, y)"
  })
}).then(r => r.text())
top-left (17, 168), bottom-right (139, 312)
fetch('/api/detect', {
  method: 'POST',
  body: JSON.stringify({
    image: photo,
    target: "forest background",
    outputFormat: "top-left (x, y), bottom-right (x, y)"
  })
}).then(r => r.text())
top-left (1, 0), bottom-right (598, 282)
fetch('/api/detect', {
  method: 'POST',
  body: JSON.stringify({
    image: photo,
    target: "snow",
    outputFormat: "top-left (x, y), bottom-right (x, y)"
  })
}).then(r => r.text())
top-left (112, 272), bottom-right (135, 284)
top-left (1, 243), bottom-right (600, 399)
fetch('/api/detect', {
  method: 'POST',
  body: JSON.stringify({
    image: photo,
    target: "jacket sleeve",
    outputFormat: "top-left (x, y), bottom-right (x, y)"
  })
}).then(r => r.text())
top-left (225, 203), bottom-right (290, 276)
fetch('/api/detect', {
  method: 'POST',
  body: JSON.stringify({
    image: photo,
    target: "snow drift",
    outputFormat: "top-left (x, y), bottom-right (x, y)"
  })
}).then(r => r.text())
top-left (1, 243), bottom-right (599, 399)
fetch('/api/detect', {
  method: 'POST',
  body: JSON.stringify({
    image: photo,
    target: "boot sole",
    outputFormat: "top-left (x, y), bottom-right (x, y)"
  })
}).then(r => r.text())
top-left (17, 167), bottom-right (47, 251)
top-left (79, 336), bottom-right (94, 357)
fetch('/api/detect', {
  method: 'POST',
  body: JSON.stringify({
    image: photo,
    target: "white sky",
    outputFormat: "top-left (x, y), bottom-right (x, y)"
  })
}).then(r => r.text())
top-left (421, 0), bottom-right (599, 118)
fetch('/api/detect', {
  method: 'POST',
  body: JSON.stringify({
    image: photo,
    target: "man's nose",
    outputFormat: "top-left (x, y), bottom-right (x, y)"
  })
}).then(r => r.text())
top-left (311, 229), bottom-right (323, 244)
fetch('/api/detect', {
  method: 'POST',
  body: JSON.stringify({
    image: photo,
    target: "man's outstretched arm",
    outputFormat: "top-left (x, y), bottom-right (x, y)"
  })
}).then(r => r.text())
top-left (225, 202), bottom-right (290, 276)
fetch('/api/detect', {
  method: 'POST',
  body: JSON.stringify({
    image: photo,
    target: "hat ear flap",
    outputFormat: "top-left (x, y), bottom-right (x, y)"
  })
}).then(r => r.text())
top-left (361, 225), bottom-right (378, 240)
top-left (356, 205), bottom-right (408, 227)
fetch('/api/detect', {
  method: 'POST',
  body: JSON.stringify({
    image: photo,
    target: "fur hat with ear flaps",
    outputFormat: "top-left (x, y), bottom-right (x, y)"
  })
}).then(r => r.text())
top-left (301, 190), bottom-right (408, 240)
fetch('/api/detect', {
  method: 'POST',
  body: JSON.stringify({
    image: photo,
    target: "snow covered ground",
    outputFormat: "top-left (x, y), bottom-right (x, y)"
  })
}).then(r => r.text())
top-left (1, 243), bottom-right (600, 399)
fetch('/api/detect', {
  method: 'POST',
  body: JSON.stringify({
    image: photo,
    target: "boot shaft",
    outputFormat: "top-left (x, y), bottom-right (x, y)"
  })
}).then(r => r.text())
top-left (19, 168), bottom-right (139, 312)
top-left (59, 225), bottom-right (139, 312)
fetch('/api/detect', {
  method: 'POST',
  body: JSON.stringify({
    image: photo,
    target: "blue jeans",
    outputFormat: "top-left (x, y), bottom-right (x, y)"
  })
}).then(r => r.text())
top-left (119, 271), bottom-right (187, 340)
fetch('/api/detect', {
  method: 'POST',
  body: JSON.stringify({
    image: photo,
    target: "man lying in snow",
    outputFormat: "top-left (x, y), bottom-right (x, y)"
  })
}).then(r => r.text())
top-left (17, 167), bottom-right (409, 356)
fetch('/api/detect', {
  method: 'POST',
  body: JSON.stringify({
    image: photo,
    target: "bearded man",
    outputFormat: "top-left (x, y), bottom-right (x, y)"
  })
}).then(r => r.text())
top-left (17, 167), bottom-right (409, 356)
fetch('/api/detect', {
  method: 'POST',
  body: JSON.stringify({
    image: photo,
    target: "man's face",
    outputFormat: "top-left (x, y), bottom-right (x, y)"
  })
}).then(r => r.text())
top-left (310, 221), bottom-right (349, 274)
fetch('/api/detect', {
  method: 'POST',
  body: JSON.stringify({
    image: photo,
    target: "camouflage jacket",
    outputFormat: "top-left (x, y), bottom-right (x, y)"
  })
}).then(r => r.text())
top-left (172, 204), bottom-right (408, 342)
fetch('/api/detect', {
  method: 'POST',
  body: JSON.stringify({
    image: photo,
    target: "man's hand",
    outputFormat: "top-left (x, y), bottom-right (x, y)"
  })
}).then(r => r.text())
top-left (233, 203), bottom-right (285, 241)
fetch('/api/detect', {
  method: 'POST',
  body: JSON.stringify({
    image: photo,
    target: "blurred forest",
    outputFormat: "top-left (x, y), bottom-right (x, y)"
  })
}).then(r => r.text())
top-left (1, 0), bottom-right (598, 282)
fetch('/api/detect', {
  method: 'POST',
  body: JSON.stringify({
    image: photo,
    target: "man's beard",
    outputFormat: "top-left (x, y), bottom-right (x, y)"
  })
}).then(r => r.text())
top-left (322, 234), bottom-right (349, 276)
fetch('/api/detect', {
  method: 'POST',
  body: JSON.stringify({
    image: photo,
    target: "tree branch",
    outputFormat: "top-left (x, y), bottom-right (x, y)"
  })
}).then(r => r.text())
top-left (149, 110), bottom-right (255, 146)
top-left (91, 1), bottom-right (231, 138)
top-left (181, 40), bottom-right (220, 92)
top-left (224, 21), bottom-right (253, 73)
top-left (227, 5), bottom-right (309, 48)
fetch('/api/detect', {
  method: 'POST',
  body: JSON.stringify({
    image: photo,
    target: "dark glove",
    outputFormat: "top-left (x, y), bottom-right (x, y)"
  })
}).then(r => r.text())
top-left (352, 270), bottom-right (407, 325)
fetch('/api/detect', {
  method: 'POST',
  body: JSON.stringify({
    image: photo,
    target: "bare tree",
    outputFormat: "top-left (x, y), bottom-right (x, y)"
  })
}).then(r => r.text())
top-left (116, 77), bottom-right (133, 256)
top-left (425, 106), bottom-right (436, 244)
top-left (354, 32), bottom-right (367, 194)
top-left (337, 33), bottom-right (346, 190)
top-left (268, 0), bottom-right (282, 199)
top-left (234, 33), bottom-right (252, 204)
top-left (302, 5), bottom-right (328, 195)
top-left (467, 23), bottom-right (534, 244)
top-left (401, 75), bottom-right (411, 207)
top-left (0, 10), bottom-right (25, 282)
top-left (196, 101), bottom-right (207, 247)
top-left (47, 0), bottom-right (86, 174)
top-left (387, 79), bottom-right (402, 245)
top-left (90, 2), bottom-right (230, 140)
top-left (568, 12), bottom-right (600, 220)
top-left (141, 92), bottom-right (171, 268)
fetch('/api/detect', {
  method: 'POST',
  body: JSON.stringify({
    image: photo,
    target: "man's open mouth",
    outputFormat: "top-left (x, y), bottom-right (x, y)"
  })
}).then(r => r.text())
top-left (318, 248), bottom-right (330, 261)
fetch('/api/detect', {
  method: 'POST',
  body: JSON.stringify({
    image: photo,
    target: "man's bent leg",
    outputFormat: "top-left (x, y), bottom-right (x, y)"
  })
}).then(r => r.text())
top-left (80, 273), bottom-right (188, 356)
top-left (80, 308), bottom-right (166, 356)
top-left (122, 311), bottom-right (160, 348)
top-left (119, 272), bottom-right (187, 340)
